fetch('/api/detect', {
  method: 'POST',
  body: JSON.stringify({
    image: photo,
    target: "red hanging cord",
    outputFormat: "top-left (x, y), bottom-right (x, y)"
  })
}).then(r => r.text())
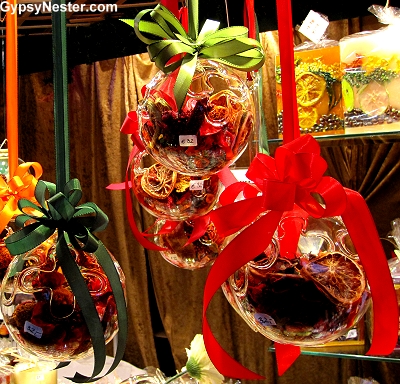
top-left (243, 0), bottom-right (256, 39)
top-left (161, 0), bottom-right (179, 18)
top-left (276, 0), bottom-right (300, 144)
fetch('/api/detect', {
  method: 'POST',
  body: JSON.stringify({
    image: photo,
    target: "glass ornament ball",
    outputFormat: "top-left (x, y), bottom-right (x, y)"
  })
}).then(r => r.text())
top-left (154, 219), bottom-right (228, 270)
top-left (222, 214), bottom-right (371, 346)
top-left (137, 59), bottom-right (255, 176)
top-left (131, 151), bottom-right (221, 221)
top-left (0, 234), bottom-right (125, 361)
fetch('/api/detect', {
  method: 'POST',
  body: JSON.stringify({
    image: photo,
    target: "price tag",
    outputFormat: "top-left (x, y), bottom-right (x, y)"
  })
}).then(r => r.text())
top-left (346, 328), bottom-right (358, 339)
top-left (254, 313), bottom-right (276, 326)
top-left (298, 10), bottom-right (329, 44)
top-left (189, 180), bottom-right (204, 191)
top-left (179, 135), bottom-right (197, 147)
top-left (24, 321), bottom-right (43, 339)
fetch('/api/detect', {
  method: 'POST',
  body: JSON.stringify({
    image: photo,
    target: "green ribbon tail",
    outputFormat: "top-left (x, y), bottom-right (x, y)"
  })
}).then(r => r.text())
top-left (58, 233), bottom-right (106, 383)
top-left (5, 222), bottom-right (56, 256)
top-left (92, 242), bottom-right (128, 378)
top-left (174, 52), bottom-right (198, 111)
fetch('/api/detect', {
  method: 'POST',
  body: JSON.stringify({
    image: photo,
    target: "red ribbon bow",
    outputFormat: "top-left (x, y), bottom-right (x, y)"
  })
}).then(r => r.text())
top-left (203, 134), bottom-right (399, 378)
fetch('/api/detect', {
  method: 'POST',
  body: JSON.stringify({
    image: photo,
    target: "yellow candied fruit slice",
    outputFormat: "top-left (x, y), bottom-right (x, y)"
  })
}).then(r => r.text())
top-left (295, 71), bottom-right (326, 107)
top-left (298, 106), bottom-right (318, 129)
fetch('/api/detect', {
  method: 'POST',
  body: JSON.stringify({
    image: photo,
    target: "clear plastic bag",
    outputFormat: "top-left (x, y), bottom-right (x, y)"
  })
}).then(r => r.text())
top-left (340, 5), bottom-right (400, 133)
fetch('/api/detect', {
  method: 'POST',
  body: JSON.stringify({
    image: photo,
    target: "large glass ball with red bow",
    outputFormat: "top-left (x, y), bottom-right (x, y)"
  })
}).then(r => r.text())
top-left (0, 233), bottom-right (125, 361)
top-left (154, 219), bottom-right (228, 270)
top-left (222, 213), bottom-right (371, 346)
top-left (137, 59), bottom-right (255, 176)
top-left (131, 151), bottom-right (221, 220)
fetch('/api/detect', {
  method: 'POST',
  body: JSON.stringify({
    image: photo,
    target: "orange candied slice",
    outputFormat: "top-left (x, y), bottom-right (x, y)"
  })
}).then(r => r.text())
top-left (296, 71), bottom-right (326, 107)
top-left (141, 164), bottom-right (177, 199)
top-left (300, 252), bottom-right (366, 305)
top-left (298, 106), bottom-right (318, 129)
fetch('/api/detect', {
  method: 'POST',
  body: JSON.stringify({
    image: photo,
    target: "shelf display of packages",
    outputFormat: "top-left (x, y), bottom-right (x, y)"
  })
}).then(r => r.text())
top-left (340, 5), bottom-right (400, 134)
top-left (276, 41), bottom-right (344, 136)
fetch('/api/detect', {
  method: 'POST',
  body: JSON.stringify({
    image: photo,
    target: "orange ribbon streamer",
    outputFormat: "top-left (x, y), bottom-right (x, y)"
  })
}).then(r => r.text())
top-left (6, 0), bottom-right (19, 178)
top-left (0, 162), bottom-right (43, 231)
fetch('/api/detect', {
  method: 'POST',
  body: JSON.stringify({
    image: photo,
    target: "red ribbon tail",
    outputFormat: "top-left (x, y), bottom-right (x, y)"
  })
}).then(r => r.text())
top-left (203, 211), bottom-right (282, 380)
top-left (274, 343), bottom-right (301, 375)
top-left (106, 181), bottom-right (132, 190)
top-left (342, 189), bottom-right (399, 355)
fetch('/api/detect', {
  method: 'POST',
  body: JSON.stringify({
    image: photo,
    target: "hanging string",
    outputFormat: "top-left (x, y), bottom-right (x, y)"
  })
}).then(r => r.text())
top-left (224, 0), bottom-right (230, 27)
top-left (5, 0), bottom-right (18, 177)
top-left (52, 0), bottom-right (70, 192)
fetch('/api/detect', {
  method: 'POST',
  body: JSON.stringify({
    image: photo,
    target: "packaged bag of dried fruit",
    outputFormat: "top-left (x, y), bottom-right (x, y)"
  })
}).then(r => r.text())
top-left (276, 39), bottom-right (343, 137)
top-left (340, 4), bottom-right (400, 134)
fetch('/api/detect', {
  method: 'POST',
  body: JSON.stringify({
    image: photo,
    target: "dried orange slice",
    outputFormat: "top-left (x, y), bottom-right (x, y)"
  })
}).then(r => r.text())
top-left (296, 72), bottom-right (326, 107)
top-left (359, 80), bottom-right (389, 116)
top-left (300, 252), bottom-right (366, 305)
top-left (141, 164), bottom-right (177, 199)
top-left (298, 106), bottom-right (318, 129)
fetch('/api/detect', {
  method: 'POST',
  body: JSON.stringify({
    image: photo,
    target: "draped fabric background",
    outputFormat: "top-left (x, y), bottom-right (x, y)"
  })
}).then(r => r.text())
top-left (5, 15), bottom-right (400, 384)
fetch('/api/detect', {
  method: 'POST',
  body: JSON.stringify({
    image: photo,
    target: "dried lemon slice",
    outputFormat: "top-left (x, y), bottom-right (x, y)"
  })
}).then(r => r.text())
top-left (300, 252), bottom-right (366, 305)
top-left (141, 164), bottom-right (177, 199)
top-left (296, 72), bottom-right (326, 107)
top-left (298, 106), bottom-right (318, 129)
top-left (359, 80), bottom-right (389, 116)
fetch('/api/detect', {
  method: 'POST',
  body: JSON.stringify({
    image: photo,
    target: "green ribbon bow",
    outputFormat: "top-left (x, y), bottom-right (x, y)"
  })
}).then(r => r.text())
top-left (122, 0), bottom-right (265, 110)
top-left (5, 179), bottom-right (128, 383)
